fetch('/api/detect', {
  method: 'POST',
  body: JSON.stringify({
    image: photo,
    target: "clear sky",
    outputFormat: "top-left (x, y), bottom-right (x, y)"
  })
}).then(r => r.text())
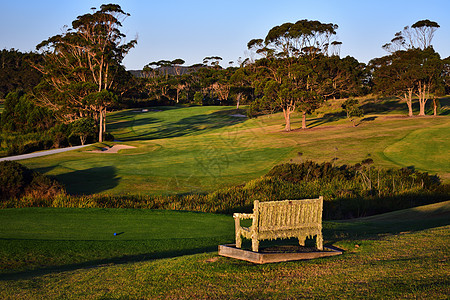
top-left (1, 0), bottom-right (449, 70)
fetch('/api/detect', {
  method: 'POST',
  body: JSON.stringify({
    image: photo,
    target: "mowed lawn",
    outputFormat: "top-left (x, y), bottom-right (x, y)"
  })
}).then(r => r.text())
top-left (20, 105), bottom-right (450, 195)
top-left (0, 202), bottom-right (448, 298)
top-left (0, 208), bottom-right (235, 276)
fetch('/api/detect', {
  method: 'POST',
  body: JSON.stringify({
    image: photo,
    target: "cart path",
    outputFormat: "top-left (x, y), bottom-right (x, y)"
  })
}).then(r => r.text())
top-left (0, 144), bottom-right (92, 162)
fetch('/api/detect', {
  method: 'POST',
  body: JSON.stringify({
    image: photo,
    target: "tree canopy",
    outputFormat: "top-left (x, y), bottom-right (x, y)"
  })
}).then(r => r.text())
top-left (34, 4), bottom-right (136, 142)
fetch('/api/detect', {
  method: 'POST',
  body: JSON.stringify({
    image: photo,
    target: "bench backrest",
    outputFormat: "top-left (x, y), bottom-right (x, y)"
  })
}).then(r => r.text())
top-left (253, 197), bottom-right (323, 233)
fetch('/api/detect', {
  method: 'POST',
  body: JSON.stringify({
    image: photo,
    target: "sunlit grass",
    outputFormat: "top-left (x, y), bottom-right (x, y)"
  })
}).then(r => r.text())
top-left (0, 202), bottom-right (448, 299)
top-left (19, 104), bottom-right (450, 195)
top-left (0, 208), bottom-right (234, 275)
top-left (384, 123), bottom-right (450, 181)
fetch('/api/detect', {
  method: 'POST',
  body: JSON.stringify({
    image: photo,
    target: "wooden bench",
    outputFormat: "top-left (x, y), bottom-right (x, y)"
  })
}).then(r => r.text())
top-left (233, 197), bottom-right (323, 252)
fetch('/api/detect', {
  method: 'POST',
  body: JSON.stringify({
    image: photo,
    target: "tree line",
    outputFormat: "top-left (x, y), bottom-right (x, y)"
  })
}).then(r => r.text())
top-left (0, 4), bottom-right (449, 155)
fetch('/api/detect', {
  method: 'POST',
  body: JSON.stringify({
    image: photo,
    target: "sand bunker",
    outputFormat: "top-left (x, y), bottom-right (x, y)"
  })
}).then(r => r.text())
top-left (90, 144), bottom-right (136, 153)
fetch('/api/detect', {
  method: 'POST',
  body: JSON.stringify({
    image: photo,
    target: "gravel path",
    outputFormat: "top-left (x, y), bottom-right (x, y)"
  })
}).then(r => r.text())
top-left (0, 144), bottom-right (91, 162)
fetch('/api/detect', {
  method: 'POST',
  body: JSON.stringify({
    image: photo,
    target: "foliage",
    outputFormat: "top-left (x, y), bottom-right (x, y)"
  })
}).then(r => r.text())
top-left (34, 4), bottom-right (136, 142)
top-left (0, 49), bottom-right (42, 99)
top-left (3, 161), bottom-right (448, 220)
top-left (0, 90), bottom-right (56, 133)
top-left (70, 118), bottom-right (97, 145)
top-left (370, 47), bottom-right (443, 116)
top-left (382, 19), bottom-right (440, 52)
top-left (0, 161), bottom-right (64, 201)
top-left (341, 98), bottom-right (363, 126)
top-left (0, 91), bottom-right (97, 156)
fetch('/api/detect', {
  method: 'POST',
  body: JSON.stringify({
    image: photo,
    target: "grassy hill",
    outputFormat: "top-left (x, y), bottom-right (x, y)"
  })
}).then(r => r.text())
top-left (17, 100), bottom-right (449, 195)
top-left (0, 201), bottom-right (448, 298)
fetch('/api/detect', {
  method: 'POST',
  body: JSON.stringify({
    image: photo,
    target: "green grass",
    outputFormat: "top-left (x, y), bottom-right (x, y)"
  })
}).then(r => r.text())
top-left (18, 103), bottom-right (450, 195)
top-left (0, 208), bottom-right (234, 276)
top-left (0, 201), bottom-right (448, 298)
top-left (384, 123), bottom-right (450, 178)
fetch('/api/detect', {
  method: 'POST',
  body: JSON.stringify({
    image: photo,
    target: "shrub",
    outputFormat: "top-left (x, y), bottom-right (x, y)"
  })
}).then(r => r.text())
top-left (0, 161), bottom-right (65, 201)
top-left (104, 132), bottom-right (115, 142)
top-left (1, 160), bottom-right (448, 220)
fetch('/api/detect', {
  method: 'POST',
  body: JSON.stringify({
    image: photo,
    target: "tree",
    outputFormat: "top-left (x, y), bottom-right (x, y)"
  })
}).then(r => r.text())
top-left (370, 48), bottom-right (442, 116)
top-left (0, 49), bottom-right (42, 98)
top-left (443, 56), bottom-right (450, 95)
top-left (341, 98), bottom-right (363, 127)
top-left (0, 90), bottom-right (55, 133)
top-left (247, 20), bottom-right (340, 131)
top-left (251, 56), bottom-right (319, 131)
top-left (250, 20), bottom-right (339, 59)
top-left (382, 19), bottom-right (440, 53)
top-left (370, 51), bottom-right (418, 117)
top-left (34, 4), bottom-right (136, 142)
top-left (71, 117), bottom-right (96, 145)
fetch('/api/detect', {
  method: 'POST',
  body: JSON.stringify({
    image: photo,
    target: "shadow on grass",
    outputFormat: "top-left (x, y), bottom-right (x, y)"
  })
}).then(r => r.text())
top-left (55, 166), bottom-right (120, 195)
top-left (0, 245), bottom-right (218, 281)
top-left (307, 112), bottom-right (346, 128)
top-left (360, 98), bottom-right (408, 115)
top-left (111, 109), bottom-right (248, 141)
top-left (323, 202), bottom-right (450, 244)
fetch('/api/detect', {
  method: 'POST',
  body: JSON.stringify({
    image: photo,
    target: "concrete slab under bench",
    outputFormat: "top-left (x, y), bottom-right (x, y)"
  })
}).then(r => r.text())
top-left (218, 244), bottom-right (343, 264)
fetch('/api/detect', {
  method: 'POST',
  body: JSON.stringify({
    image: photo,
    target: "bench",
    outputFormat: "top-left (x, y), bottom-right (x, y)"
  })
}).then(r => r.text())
top-left (233, 197), bottom-right (323, 252)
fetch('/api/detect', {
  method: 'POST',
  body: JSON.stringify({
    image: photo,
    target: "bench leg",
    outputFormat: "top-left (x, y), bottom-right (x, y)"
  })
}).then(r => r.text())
top-left (316, 234), bottom-right (323, 250)
top-left (236, 232), bottom-right (242, 249)
top-left (298, 236), bottom-right (306, 246)
top-left (251, 238), bottom-right (259, 252)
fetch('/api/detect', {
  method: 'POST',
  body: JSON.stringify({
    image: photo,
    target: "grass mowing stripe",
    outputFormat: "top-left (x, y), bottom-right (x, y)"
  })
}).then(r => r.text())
top-left (20, 106), bottom-right (450, 196)
top-left (1, 225), bottom-right (448, 298)
top-left (384, 123), bottom-right (450, 174)
top-left (0, 208), bottom-right (234, 275)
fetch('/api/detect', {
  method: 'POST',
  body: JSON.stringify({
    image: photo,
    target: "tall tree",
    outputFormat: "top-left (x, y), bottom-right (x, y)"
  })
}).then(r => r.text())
top-left (370, 48), bottom-right (442, 116)
top-left (34, 4), bottom-right (136, 142)
top-left (247, 20), bottom-right (342, 130)
top-left (382, 19), bottom-right (440, 53)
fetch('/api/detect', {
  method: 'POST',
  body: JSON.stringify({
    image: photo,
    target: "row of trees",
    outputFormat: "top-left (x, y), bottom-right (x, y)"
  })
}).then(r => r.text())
top-left (131, 19), bottom-right (448, 131)
top-left (1, 6), bottom-right (449, 143)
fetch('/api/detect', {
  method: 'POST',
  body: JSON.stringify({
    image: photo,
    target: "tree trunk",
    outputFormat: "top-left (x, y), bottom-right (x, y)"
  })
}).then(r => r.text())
top-left (103, 109), bottom-right (106, 134)
top-left (301, 111), bottom-right (307, 129)
top-left (283, 108), bottom-right (291, 132)
top-left (433, 98), bottom-right (438, 116)
top-left (99, 110), bottom-right (103, 142)
top-left (406, 89), bottom-right (413, 117)
top-left (80, 135), bottom-right (86, 146)
top-left (416, 82), bottom-right (428, 116)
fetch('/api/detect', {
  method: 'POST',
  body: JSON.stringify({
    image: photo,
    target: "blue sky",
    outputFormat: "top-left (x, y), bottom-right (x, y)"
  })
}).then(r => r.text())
top-left (1, 0), bottom-right (449, 70)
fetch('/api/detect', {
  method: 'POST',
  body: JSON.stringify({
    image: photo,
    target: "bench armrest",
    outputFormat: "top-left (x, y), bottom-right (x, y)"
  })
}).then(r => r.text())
top-left (233, 213), bottom-right (254, 220)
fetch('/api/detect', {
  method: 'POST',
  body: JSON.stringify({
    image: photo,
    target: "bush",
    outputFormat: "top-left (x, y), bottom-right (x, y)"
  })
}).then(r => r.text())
top-left (104, 132), bottom-right (115, 142)
top-left (0, 161), bottom-right (65, 201)
top-left (1, 160), bottom-right (448, 220)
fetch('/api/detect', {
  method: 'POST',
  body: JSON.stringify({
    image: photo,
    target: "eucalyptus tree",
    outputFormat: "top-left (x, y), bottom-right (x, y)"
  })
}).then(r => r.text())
top-left (247, 19), bottom-right (342, 130)
top-left (443, 56), bottom-right (450, 94)
top-left (230, 67), bottom-right (254, 109)
top-left (249, 19), bottom-right (339, 59)
top-left (382, 19), bottom-right (440, 53)
top-left (370, 48), bottom-right (442, 116)
top-left (34, 4), bottom-right (136, 142)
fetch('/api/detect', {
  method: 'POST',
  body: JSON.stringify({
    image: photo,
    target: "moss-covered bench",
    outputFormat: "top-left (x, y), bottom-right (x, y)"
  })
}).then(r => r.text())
top-left (233, 197), bottom-right (323, 252)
